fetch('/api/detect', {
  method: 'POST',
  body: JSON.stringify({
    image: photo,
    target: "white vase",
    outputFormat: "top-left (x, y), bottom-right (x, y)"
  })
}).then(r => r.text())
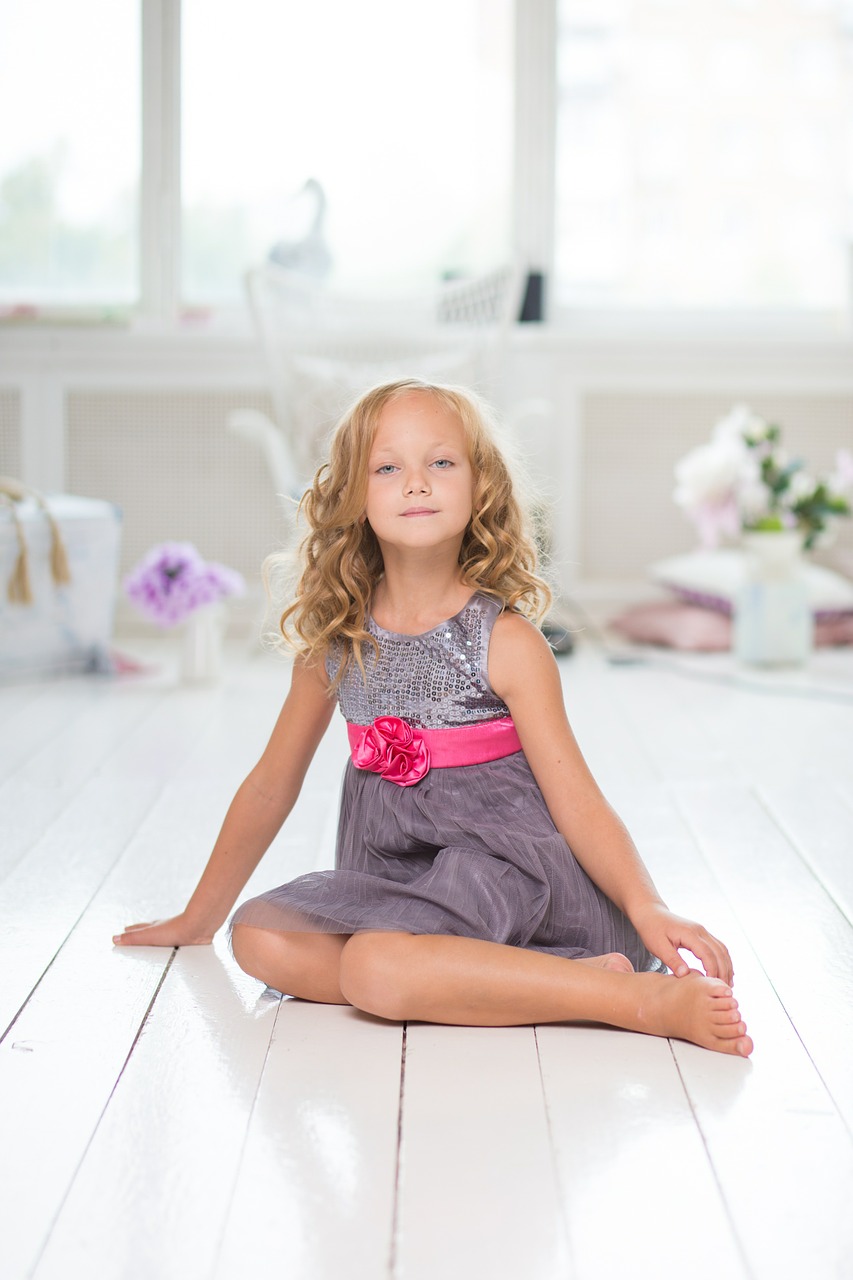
top-left (180, 603), bottom-right (225, 684)
top-left (733, 531), bottom-right (813, 666)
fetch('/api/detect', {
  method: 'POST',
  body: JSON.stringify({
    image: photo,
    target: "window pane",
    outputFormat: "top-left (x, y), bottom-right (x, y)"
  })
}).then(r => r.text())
top-left (182, 0), bottom-right (513, 304)
top-left (0, 0), bottom-right (139, 312)
top-left (556, 0), bottom-right (853, 310)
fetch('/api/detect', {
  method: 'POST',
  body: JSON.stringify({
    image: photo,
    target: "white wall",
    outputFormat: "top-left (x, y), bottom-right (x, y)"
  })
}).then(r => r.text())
top-left (2, 325), bottom-right (852, 627)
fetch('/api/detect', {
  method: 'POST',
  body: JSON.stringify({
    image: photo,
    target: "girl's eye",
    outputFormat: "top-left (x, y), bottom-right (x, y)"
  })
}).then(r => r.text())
top-left (376, 463), bottom-right (398, 475)
top-left (432, 458), bottom-right (453, 469)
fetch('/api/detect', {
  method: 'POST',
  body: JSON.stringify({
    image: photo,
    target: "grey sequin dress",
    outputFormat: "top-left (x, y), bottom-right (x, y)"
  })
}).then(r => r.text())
top-left (231, 592), bottom-right (660, 970)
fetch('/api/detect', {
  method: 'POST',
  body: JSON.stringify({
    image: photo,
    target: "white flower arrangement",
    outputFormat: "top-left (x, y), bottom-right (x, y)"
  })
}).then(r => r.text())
top-left (674, 405), bottom-right (853, 551)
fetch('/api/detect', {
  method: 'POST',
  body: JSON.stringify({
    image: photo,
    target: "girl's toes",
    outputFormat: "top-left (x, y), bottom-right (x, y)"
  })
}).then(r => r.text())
top-left (711, 1010), bottom-right (742, 1030)
top-left (717, 1019), bottom-right (748, 1040)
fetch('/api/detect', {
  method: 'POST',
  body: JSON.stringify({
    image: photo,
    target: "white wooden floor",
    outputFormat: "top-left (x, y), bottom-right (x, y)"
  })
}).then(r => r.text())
top-left (2, 635), bottom-right (853, 1280)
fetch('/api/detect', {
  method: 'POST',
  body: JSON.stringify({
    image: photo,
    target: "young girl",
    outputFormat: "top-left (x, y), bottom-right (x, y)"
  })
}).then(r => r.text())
top-left (114, 379), bottom-right (752, 1057)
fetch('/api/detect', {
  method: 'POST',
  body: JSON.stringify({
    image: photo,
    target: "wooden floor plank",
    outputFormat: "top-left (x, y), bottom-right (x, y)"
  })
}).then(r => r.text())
top-left (3, 643), bottom-right (853, 1280)
top-left (752, 775), bottom-right (853, 929)
top-left (612, 782), bottom-right (853, 1278)
top-left (0, 776), bottom-right (164, 1036)
top-left (591, 660), bottom-right (739, 785)
top-left (556, 650), bottom-right (661, 790)
top-left (536, 1025), bottom-right (749, 1280)
top-left (660, 829), bottom-right (853, 1280)
top-left (0, 683), bottom-right (161, 881)
top-left (1, 655), bottom-right (350, 1280)
top-left (214, 1001), bottom-right (403, 1280)
top-left (0, 924), bottom-right (171, 1280)
top-left (0, 773), bottom-right (260, 1279)
top-left (395, 1024), bottom-right (570, 1280)
top-left (31, 946), bottom-right (280, 1280)
top-left (0, 675), bottom-right (256, 1036)
top-left (675, 780), bottom-right (853, 1139)
top-left (0, 679), bottom-right (97, 773)
top-left (672, 1017), bottom-right (853, 1280)
top-left (0, 677), bottom-right (53, 726)
top-left (633, 651), bottom-right (853, 795)
top-left (597, 682), bottom-right (853, 1280)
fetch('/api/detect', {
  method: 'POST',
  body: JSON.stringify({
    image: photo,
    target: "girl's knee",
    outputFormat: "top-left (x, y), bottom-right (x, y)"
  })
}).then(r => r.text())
top-left (339, 932), bottom-right (413, 1021)
top-left (231, 924), bottom-right (350, 1003)
top-left (231, 922), bottom-right (279, 984)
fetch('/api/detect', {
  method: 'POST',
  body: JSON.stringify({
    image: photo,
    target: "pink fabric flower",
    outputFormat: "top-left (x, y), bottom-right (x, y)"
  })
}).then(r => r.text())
top-left (351, 716), bottom-right (431, 787)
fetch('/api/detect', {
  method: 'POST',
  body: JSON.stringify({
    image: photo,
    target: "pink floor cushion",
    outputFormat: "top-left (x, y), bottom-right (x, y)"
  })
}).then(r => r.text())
top-left (610, 602), bottom-right (732, 651)
top-left (610, 601), bottom-right (853, 651)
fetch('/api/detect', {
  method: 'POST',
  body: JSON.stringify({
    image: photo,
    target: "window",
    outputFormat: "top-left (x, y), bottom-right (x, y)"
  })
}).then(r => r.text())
top-left (182, 0), bottom-right (514, 304)
top-left (4, 0), bottom-right (853, 324)
top-left (0, 0), bottom-right (140, 314)
top-left (555, 0), bottom-right (853, 312)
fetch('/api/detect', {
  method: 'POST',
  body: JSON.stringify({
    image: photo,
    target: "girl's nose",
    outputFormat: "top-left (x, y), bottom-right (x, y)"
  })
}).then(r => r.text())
top-left (404, 470), bottom-right (430, 494)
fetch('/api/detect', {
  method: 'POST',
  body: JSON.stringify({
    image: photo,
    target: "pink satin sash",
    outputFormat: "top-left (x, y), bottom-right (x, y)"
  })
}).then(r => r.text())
top-left (347, 714), bottom-right (522, 787)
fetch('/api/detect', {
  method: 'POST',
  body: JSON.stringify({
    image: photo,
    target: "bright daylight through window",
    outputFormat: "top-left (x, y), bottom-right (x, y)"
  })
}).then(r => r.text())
top-left (3, 0), bottom-right (853, 319)
top-left (556, 0), bottom-right (853, 312)
top-left (0, 0), bottom-right (139, 316)
top-left (181, 0), bottom-right (513, 305)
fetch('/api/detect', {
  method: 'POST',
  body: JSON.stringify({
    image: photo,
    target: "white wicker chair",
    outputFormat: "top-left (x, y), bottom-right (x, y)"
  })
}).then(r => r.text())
top-left (229, 263), bottom-right (527, 506)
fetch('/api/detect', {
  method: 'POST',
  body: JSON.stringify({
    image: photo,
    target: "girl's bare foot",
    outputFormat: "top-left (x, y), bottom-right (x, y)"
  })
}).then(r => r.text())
top-left (635, 970), bottom-right (753, 1057)
top-left (578, 952), bottom-right (635, 974)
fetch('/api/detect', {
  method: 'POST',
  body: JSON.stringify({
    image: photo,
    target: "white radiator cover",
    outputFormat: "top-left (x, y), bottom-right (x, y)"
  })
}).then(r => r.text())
top-left (0, 389), bottom-right (22, 478)
top-left (6, 381), bottom-right (850, 614)
top-left (66, 388), bottom-right (285, 584)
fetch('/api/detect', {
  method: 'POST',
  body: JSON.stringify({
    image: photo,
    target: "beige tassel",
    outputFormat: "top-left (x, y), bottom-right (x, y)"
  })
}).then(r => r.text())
top-left (8, 547), bottom-right (33, 604)
top-left (3, 499), bottom-right (32, 604)
top-left (1, 479), bottom-right (72, 603)
top-left (47, 514), bottom-right (71, 586)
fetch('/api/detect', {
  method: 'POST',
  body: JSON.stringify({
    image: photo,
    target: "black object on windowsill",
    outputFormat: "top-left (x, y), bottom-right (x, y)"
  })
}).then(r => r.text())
top-left (519, 271), bottom-right (545, 322)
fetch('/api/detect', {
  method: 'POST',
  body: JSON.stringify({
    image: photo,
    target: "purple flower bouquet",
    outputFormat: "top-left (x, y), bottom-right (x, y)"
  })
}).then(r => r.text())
top-left (123, 542), bottom-right (245, 628)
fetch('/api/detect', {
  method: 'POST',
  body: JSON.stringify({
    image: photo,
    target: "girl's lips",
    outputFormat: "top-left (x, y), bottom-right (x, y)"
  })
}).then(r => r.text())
top-left (402, 507), bottom-right (437, 516)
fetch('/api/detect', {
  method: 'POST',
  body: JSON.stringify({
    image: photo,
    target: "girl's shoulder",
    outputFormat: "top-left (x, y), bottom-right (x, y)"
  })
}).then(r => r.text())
top-left (489, 607), bottom-right (556, 696)
top-left (490, 604), bottom-right (547, 647)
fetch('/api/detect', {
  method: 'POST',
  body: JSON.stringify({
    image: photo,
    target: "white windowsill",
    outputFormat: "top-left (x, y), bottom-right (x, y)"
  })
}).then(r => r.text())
top-left (2, 306), bottom-right (852, 381)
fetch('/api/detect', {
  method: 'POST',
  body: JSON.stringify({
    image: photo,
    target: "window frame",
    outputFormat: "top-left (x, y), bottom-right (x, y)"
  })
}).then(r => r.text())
top-left (2, 0), bottom-right (851, 341)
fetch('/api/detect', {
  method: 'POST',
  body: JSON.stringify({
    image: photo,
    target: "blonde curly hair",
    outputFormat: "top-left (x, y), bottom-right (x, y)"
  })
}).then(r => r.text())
top-left (273, 378), bottom-right (552, 681)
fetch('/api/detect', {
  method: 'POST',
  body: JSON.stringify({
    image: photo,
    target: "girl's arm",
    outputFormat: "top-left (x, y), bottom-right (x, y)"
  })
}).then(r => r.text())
top-left (489, 613), bottom-right (734, 983)
top-left (113, 656), bottom-right (335, 948)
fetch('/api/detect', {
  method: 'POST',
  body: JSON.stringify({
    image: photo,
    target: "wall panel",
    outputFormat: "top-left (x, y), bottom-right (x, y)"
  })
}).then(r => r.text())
top-left (581, 391), bottom-right (853, 584)
top-left (66, 388), bottom-right (285, 586)
top-left (0, 390), bottom-right (22, 478)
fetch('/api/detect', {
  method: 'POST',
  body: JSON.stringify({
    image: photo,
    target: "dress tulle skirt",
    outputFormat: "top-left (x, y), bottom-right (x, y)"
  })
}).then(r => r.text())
top-left (230, 753), bottom-right (662, 972)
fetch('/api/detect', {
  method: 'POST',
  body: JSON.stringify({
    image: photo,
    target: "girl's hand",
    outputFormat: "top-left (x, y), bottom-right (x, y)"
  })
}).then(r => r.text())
top-left (112, 913), bottom-right (216, 948)
top-left (632, 903), bottom-right (735, 985)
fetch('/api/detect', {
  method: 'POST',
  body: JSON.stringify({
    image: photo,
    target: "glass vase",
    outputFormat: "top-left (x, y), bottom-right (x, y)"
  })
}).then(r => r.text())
top-left (733, 531), bottom-right (813, 666)
top-left (180, 603), bottom-right (225, 684)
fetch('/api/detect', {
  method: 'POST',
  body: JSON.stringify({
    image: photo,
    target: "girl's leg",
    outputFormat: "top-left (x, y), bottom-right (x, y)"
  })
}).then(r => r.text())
top-left (231, 923), bottom-right (352, 1004)
top-left (339, 932), bottom-right (753, 1057)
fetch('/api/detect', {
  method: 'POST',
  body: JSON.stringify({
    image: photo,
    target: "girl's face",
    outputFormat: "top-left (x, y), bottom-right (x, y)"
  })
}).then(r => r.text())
top-left (364, 391), bottom-right (474, 555)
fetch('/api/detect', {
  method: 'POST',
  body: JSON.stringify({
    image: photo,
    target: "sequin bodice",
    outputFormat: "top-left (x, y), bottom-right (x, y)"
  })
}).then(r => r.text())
top-left (327, 592), bottom-right (511, 729)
